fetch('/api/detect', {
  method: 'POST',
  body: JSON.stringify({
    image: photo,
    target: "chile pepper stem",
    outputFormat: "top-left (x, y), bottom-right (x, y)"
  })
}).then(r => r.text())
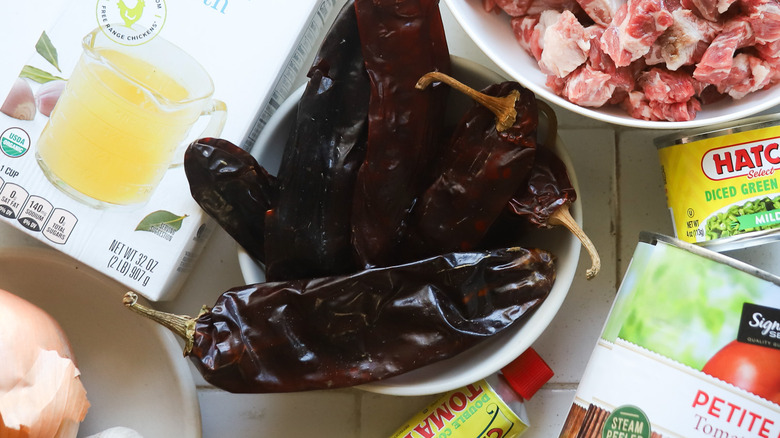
top-left (123, 291), bottom-right (197, 354)
top-left (416, 71), bottom-right (519, 132)
top-left (548, 205), bottom-right (601, 280)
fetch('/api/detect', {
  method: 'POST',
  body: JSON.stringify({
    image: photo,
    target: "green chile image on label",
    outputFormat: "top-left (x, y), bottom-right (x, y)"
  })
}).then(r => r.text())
top-left (602, 405), bottom-right (651, 438)
top-left (704, 196), bottom-right (780, 239)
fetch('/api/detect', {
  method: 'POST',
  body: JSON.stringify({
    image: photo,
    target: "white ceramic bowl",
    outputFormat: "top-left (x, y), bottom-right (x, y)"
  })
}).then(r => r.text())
top-left (0, 247), bottom-right (201, 437)
top-left (239, 56), bottom-right (581, 396)
top-left (444, 0), bottom-right (780, 129)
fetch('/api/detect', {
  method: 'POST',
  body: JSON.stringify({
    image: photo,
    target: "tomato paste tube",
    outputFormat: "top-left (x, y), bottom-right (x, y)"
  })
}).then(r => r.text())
top-left (656, 114), bottom-right (780, 251)
top-left (390, 348), bottom-right (553, 438)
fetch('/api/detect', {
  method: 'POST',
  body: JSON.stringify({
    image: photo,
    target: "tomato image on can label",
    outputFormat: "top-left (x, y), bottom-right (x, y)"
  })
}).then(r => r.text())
top-left (702, 340), bottom-right (780, 405)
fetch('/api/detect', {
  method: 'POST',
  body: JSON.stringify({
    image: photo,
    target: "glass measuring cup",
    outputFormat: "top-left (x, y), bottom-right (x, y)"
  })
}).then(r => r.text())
top-left (36, 28), bottom-right (227, 208)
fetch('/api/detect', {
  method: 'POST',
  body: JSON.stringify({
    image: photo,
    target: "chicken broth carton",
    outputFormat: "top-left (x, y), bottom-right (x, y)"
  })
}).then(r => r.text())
top-left (559, 232), bottom-right (780, 438)
top-left (0, 0), bottom-right (337, 300)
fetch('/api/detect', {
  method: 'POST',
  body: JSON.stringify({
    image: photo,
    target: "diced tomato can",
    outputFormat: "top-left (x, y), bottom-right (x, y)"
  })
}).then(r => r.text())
top-left (656, 114), bottom-right (780, 251)
top-left (558, 232), bottom-right (780, 438)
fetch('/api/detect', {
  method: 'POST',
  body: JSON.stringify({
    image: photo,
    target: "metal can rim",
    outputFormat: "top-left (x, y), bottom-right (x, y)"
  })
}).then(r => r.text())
top-left (639, 231), bottom-right (780, 286)
top-left (654, 113), bottom-right (780, 148)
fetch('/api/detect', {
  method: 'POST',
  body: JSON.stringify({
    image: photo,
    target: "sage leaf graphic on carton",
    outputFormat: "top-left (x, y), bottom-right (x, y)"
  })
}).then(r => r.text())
top-left (35, 31), bottom-right (61, 72)
top-left (135, 211), bottom-right (188, 233)
top-left (20, 32), bottom-right (66, 84)
top-left (19, 66), bottom-right (65, 84)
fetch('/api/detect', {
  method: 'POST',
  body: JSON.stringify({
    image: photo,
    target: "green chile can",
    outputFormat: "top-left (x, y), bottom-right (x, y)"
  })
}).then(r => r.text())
top-left (656, 114), bottom-right (780, 251)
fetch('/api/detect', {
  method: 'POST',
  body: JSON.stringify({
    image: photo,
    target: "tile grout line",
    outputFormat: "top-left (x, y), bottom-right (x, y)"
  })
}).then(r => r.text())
top-left (544, 382), bottom-right (582, 390)
top-left (613, 128), bottom-right (623, 285)
top-left (354, 389), bottom-right (364, 437)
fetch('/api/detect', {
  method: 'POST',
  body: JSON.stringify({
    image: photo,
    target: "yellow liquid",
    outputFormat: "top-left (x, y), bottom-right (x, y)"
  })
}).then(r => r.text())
top-left (37, 49), bottom-right (202, 206)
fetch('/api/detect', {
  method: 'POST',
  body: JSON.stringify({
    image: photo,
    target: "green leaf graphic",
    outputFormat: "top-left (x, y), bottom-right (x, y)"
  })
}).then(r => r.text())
top-left (35, 31), bottom-right (61, 72)
top-left (19, 65), bottom-right (65, 84)
top-left (135, 211), bottom-right (188, 232)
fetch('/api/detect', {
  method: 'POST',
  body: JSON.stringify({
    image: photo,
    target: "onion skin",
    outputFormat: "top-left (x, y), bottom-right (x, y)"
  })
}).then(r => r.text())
top-left (0, 288), bottom-right (89, 438)
top-left (0, 79), bottom-right (36, 121)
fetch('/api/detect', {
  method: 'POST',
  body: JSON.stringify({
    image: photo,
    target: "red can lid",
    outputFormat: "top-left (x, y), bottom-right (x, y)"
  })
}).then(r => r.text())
top-left (500, 347), bottom-right (554, 400)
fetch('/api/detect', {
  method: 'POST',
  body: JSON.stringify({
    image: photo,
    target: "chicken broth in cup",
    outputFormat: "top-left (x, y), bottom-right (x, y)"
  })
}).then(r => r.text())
top-left (36, 28), bottom-right (226, 208)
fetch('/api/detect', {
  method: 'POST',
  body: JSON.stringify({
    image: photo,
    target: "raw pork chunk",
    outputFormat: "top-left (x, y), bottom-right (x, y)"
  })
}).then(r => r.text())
top-left (539, 10), bottom-right (591, 77)
top-left (744, 0), bottom-right (780, 42)
top-left (645, 9), bottom-right (723, 70)
top-left (576, 0), bottom-right (624, 25)
top-left (756, 39), bottom-right (780, 69)
top-left (681, 0), bottom-right (737, 21)
top-left (694, 17), bottom-right (755, 83)
top-left (619, 68), bottom-right (703, 121)
top-left (717, 53), bottom-right (774, 98)
top-left (495, 0), bottom-right (780, 121)
top-left (492, 0), bottom-right (582, 16)
top-left (622, 90), bottom-right (702, 120)
top-left (546, 25), bottom-right (637, 106)
top-left (557, 66), bottom-right (616, 106)
top-left (639, 68), bottom-right (697, 103)
top-left (600, 0), bottom-right (675, 66)
top-left (513, 15), bottom-right (544, 60)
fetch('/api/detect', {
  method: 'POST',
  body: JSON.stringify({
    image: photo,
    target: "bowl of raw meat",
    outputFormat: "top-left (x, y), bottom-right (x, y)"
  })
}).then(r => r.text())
top-left (445, 0), bottom-right (780, 128)
top-left (238, 56), bottom-right (584, 396)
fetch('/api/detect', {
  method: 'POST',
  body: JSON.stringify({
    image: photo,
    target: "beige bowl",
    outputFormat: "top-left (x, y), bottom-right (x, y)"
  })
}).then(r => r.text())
top-left (239, 56), bottom-right (581, 396)
top-left (445, 0), bottom-right (780, 129)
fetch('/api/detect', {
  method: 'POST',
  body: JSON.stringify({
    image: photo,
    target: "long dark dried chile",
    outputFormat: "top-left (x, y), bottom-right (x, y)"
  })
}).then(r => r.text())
top-left (264, 0), bottom-right (370, 281)
top-left (350, 0), bottom-right (451, 268)
top-left (125, 247), bottom-right (555, 393)
top-left (184, 138), bottom-right (278, 263)
top-left (406, 82), bottom-right (538, 260)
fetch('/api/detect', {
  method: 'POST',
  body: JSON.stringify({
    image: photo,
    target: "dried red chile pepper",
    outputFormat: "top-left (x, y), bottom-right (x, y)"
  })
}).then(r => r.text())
top-left (184, 138), bottom-right (278, 264)
top-left (508, 145), bottom-right (576, 227)
top-left (350, 0), bottom-right (451, 268)
top-left (263, 0), bottom-right (370, 281)
top-left (507, 128), bottom-right (601, 279)
top-left (405, 80), bottom-right (538, 260)
top-left (124, 246), bottom-right (555, 393)
top-left (413, 74), bottom-right (600, 279)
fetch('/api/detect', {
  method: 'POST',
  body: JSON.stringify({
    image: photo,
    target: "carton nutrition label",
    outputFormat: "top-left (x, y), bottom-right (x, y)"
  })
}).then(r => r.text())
top-left (0, 179), bottom-right (27, 219)
top-left (0, 176), bottom-right (77, 244)
top-left (19, 195), bottom-right (53, 231)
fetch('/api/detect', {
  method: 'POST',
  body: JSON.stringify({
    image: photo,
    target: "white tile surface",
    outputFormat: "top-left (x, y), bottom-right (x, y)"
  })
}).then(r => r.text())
top-left (197, 388), bottom-right (361, 437)
top-left (361, 392), bottom-right (439, 436)
top-left (532, 129), bottom-right (618, 386)
top-left (2, 0), bottom-right (779, 437)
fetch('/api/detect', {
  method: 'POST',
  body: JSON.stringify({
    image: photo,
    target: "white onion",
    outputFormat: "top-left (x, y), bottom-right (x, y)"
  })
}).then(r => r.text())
top-left (0, 288), bottom-right (90, 437)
